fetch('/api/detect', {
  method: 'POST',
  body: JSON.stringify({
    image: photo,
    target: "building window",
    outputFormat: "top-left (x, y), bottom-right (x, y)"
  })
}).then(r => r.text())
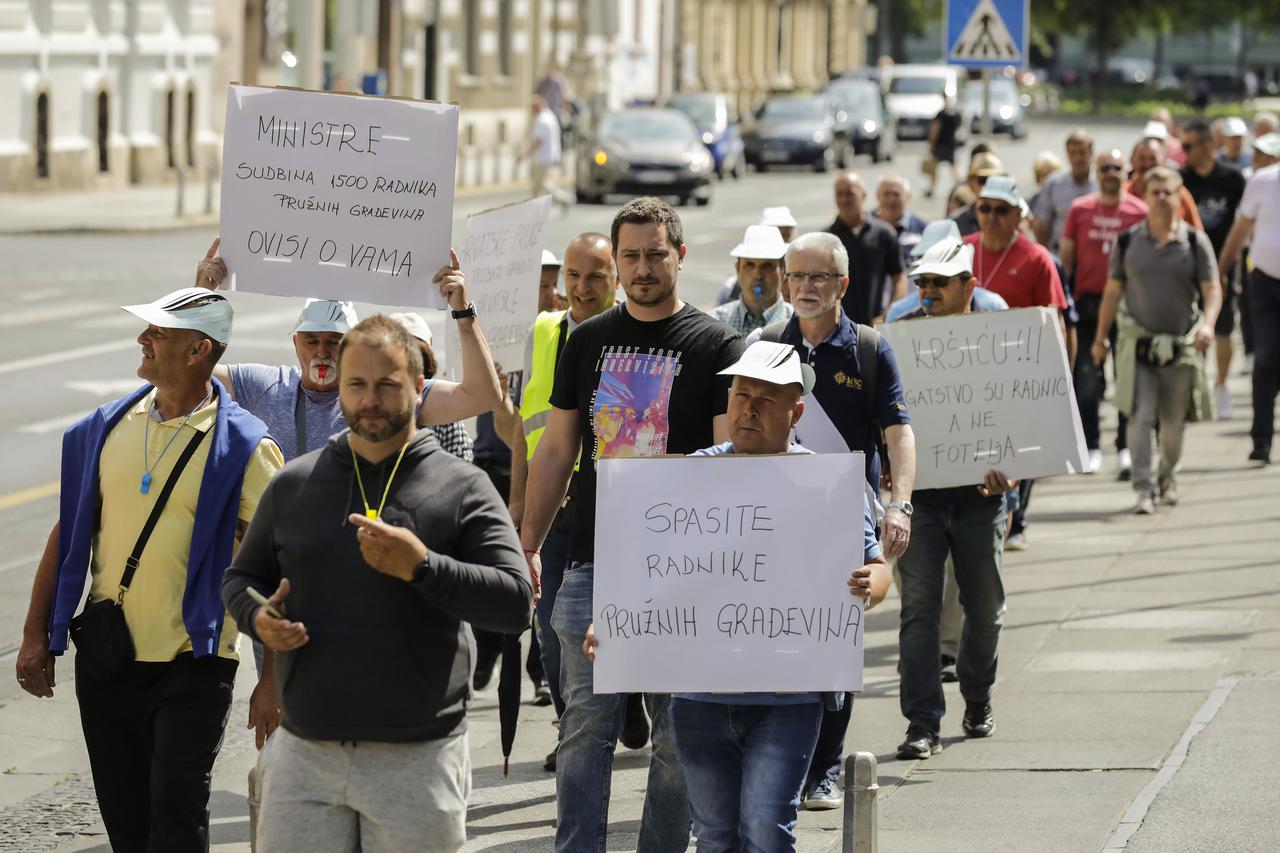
top-left (185, 88), bottom-right (196, 167)
top-left (464, 3), bottom-right (479, 76)
top-left (35, 92), bottom-right (50, 179)
top-left (165, 88), bottom-right (176, 168)
top-left (97, 91), bottom-right (110, 173)
top-left (498, 0), bottom-right (512, 77)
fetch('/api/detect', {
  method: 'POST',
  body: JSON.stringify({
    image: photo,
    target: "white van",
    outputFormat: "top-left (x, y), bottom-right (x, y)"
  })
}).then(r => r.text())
top-left (885, 64), bottom-right (970, 142)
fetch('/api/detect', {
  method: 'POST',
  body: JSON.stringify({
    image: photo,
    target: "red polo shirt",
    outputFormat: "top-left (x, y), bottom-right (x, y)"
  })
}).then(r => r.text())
top-left (963, 233), bottom-right (1068, 309)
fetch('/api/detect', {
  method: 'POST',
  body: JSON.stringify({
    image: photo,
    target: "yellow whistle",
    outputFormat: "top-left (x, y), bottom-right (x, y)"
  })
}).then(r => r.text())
top-left (366, 509), bottom-right (379, 520)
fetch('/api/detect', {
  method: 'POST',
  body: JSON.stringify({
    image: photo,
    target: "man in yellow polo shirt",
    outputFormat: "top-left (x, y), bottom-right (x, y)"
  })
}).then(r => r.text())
top-left (15, 287), bottom-right (282, 852)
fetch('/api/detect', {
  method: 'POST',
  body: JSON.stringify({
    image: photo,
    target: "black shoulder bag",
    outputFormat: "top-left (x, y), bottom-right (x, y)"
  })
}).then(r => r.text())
top-left (70, 427), bottom-right (208, 680)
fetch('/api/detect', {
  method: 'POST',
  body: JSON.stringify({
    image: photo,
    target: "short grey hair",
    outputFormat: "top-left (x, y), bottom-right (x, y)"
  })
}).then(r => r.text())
top-left (878, 175), bottom-right (911, 194)
top-left (786, 232), bottom-right (849, 277)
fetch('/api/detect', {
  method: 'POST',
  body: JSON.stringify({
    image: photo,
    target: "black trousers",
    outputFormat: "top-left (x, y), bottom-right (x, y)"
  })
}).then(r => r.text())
top-left (75, 652), bottom-right (237, 853)
top-left (1251, 270), bottom-right (1280, 449)
top-left (1074, 293), bottom-right (1127, 452)
top-left (808, 695), bottom-right (854, 784)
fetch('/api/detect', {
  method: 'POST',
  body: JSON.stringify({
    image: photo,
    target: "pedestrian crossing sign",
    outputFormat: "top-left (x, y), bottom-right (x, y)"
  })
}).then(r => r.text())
top-left (946, 0), bottom-right (1028, 69)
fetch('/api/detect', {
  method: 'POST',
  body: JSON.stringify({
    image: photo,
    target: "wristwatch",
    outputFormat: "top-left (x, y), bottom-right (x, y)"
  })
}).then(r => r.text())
top-left (888, 499), bottom-right (913, 517)
top-left (451, 303), bottom-right (477, 320)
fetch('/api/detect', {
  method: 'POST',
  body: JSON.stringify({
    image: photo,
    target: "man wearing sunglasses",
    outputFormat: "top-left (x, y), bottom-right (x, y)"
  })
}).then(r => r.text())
top-left (889, 236), bottom-right (1013, 760)
top-left (1061, 150), bottom-right (1150, 475)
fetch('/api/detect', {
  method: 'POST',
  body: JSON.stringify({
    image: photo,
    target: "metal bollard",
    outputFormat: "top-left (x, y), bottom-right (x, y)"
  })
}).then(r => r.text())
top-left (842, 751), bottom-right (878, 853)
top-left (175, 166), bottom-right (186, 217)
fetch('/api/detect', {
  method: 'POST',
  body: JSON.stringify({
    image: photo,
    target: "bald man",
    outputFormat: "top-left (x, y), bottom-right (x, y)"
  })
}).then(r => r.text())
top-left (827, 172), bottom-right (907, 325)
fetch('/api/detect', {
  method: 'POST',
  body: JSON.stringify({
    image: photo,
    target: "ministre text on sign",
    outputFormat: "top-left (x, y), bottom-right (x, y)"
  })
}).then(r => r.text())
top-left (219, 84), bottom-right (459, 309)
top-left (592, 452), bottom-right (868, 694)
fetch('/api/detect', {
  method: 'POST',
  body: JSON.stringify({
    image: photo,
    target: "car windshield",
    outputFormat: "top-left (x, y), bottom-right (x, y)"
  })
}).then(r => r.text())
top-left (890, 75), bottom-right (948, 96)
top-left (760, 98), bottom-right (827, 120)
top-left (667, 97), bottom-right (719, 127)
top-left (827, 84), bottom-right (880, 116)
top-left (965, 81), bottom-right (1019, 107)
top-left (600, 111), bottom-right (698, 142)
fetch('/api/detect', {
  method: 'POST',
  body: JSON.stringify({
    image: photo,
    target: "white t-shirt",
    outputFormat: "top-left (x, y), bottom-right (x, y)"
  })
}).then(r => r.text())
top-left (533, 109), bottom-right (562, 167)
top-left (1240, 164), bottom-right (1280, 277)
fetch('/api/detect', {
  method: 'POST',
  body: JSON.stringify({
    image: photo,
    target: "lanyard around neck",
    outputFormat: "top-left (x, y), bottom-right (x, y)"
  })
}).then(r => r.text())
top-left (351, 440), bottom-right (411, 521)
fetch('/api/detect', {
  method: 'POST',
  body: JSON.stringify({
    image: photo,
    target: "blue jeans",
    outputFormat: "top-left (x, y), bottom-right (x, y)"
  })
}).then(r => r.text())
top-left (670, 699), bottom-right (822, 853)
top-left (536, 524), bottom-right (571, 718)
top-left (551, 561), bottom-right (690, 853)
top-left (897, 496), bottom-right (1006, 735)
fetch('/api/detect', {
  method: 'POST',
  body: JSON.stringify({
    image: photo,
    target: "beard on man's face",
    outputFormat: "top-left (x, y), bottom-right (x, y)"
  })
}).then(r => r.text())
top-left (342, 401), bottom-right (414, 442)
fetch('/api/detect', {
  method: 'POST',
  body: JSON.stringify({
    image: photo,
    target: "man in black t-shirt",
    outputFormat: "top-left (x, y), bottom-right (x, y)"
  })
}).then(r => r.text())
top-left (1181, 119), bottom-right (1247, 415)
top-left (927, 97), bottom-right (962, 198)
top-left (519, 196), bottom-right (744, 852)
top-left (827, 172), bottom-right (907, 325)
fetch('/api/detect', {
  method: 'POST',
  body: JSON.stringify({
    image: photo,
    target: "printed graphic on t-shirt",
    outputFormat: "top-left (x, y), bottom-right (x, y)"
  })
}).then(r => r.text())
top-left (590, 348), bottom-right (680, 460)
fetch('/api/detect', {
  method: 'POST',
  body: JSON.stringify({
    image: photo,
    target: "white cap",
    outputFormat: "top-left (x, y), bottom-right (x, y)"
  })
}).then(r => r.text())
top-left (1222, 116), bottom-right (1248, 138)
top-left (1253, 132), bottom-right (1280, 158)
top-left (542, 249), bottom-right (562, 267)
top-left (389, 311), bottom-right (432, 346)
top-left (911, 237), bottom-right (974, 279)
top-left (294, 298), bottom-right (358, 334)
top-left (978, 174), bottom-right (1022, 207)
top-left (758, 206), bottom-right (798, 228)
top-left (122, 287), bottom-right (233, 344)
top-left (730, 225), bottom-right (788, 260)
top-left (718, 340), bottom-right (816, 396)
top-left (1141, 120), bottom-right (1169, 141)
top-left (910, 220), bottom-right (962, 260)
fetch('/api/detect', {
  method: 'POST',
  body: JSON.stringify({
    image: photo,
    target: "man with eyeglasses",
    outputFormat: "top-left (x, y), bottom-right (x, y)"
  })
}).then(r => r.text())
top-left (889, 236), bottom-right (1014, 760)
top-left (711, 225), bottom-right (795, 334)
top-left (1181, 119), bottom-right (1248, 421)
top-left (1092, 166), bottom-right (1221, 513)
top-left (827, 173), bottom-right (907, 325)
top-left (749, 231), bottom-right (916, 809)
top-left (1031, 129), bottom-right (1098, 253)
top-left (1060, 149), bottom-right (1149, 475)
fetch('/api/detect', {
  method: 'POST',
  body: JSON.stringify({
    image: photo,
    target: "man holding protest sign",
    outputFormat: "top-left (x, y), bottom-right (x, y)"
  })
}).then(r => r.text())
top-left (892, 237), bottom-right (1014, 760)
top-left (1092, 166), bottom-right (1220, 514)
top-left (520, 197), bottom-right (744, 852)
top-left (582, 340), bottom-right (889, 853)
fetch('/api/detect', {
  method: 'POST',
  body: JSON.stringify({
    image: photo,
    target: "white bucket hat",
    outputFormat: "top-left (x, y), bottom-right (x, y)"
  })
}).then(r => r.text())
top-left (730, 225), bottom-right (788, 260)
top-left (1222, 117), bottom-right (1248, 138)
top-left (758, 206), bottom-right (799, 229)
top-left (390, 311), bottom-right (433, 346)
top-left (1141, 120), bottom-right (1169, 141)
top-left (122, 287), bottom-right (233, 344)
top-left (718, 340), bottom-right (816, 396)
top-left (1253, 132), bottom-right (1280, 158)
top-left (294, 299), bottom-right (358, 335)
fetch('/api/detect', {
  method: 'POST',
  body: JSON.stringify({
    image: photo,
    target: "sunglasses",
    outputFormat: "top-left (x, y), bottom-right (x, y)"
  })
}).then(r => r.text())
top-left (917, 275), bottom-right (961, 288)
top-left (976, 204), bottom-right (1014, 216)
top-left (1098, 164), bottom-right (1124, 173)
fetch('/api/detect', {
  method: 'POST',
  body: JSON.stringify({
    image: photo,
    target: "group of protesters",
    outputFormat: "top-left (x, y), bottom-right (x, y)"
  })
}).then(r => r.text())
top-left (12, 107), bottom-right (1278, 853)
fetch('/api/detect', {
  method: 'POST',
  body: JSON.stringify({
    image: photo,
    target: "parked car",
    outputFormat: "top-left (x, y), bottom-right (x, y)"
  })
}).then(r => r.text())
top-left (885, 64), bottom-right (969, 142)
top-left (742, 95), bottom-right (844, 172)
top-left (964, 77), bottom-right (1027, 138)
top-left (825, 78), bottom-right (897, 162)
top-left (662, 92), bottom-right (745, 179)
top-left (575, 108), bottom-right (714, 206)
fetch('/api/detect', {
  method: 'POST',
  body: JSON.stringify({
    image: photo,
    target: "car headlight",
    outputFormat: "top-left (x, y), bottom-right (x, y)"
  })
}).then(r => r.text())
top-left (862, 120), bottom-right (878, 134)
top-left (812, 131), bottom-right (828, 144)
top-left (702, 131), bottom-right (714, 145)
top-left (998, 105), bottom-right (1014, 121)
top-left (684, 150), bottom-right (712, 172)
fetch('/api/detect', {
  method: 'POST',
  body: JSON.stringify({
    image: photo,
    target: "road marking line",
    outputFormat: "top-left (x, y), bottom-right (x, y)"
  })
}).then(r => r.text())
top-left (16, 288), bottom-right (65, 303)
top-left (0, 303), bottom-right (107, 329)
top-left (18, 412), bottom-right (83, 435)
top-left (0, 481), bottom-right (58, 510)
top-left (0, 553), bottom-right (41, 575)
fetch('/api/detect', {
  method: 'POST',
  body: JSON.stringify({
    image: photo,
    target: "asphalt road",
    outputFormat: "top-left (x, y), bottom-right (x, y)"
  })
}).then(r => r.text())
top-left (0, 115), bottom-right (1144, 681)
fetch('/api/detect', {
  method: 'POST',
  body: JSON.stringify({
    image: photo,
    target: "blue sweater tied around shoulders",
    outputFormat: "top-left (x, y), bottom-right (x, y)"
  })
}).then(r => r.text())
top-left (48, 378), bottom-right (268, 657)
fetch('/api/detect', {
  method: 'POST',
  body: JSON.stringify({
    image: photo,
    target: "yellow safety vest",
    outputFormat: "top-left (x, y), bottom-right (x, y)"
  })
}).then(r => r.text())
top-left (520, 310), bottom-right (574, 465)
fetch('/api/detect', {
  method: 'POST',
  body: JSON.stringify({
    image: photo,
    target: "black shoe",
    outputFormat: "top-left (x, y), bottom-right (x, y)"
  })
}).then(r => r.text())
top-left (533, 684), bottom-right (553, 706)
top-left (472, 661), bottom-right (497, 691)
top-left (962, 700), bottom-right (995, 738)
top-left (801, 774), bottom-right (842, 810)
top-left (940, 655), bottom-right (958, 683)
top-left (543, 748), bottom-right (557, 772)
top-left (896, 726), bottom-right (941, 760)
top-left (1248, 445), bottom-right (1271, 465)
top-left (619, 694), bottom-right (650, 750)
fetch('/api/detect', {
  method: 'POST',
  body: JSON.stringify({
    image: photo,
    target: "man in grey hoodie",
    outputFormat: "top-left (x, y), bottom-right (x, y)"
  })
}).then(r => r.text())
top-left (222, 315), bottom-right (533, 852)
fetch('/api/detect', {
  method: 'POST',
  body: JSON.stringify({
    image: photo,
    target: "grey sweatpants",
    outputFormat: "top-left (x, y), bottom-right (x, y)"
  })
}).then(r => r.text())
top-left (1127, 360), bottom-right (1196, 497)
top-left (257, 728), bottom-right (471, 853)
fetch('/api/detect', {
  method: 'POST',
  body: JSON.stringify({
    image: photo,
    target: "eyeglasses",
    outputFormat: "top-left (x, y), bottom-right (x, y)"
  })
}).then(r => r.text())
top-left (976, 204), bottom-right (1014, 216)
top-left (1147, 188), bottom-right (1177, 198)
top-left (1098, 164), bottom-right (1124, 173)
top-left (785, 272), bottom-right (836, 285)
top-left (917, 275), bottom-right (961, 289)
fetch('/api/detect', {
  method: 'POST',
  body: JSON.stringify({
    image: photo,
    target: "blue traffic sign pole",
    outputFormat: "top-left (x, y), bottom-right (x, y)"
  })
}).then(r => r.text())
top-left (945, 0), bottom-right (1029, 140)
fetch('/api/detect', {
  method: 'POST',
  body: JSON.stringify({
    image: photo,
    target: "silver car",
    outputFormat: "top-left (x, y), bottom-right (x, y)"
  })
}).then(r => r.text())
top-left (575, 109), bottom-right (715, 206)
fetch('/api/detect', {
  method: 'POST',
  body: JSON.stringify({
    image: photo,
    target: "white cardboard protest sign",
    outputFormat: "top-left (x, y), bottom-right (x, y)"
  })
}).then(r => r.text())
top-left (219, 84), bottom-right (458, 309)
top-left (443, 195), bottom-right (551, 379)
top-left (878, 307), bottom-right (1088, 489)
top-left (592, 452), bottom-right (868, 694)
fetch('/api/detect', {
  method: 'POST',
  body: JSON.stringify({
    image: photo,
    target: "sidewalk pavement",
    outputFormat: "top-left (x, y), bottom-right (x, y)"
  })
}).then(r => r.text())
top-left (0, 370), bottom-right (1276, 852)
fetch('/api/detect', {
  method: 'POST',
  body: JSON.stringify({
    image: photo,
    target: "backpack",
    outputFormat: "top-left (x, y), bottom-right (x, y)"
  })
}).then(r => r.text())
top-left (759, 318), bottom-right (884, 455)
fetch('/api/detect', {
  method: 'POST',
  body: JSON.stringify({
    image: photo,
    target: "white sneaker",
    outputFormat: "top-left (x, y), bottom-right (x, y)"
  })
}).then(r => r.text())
top-left (1117, 449), bottom-right (1132, 482)
top-left (1214, 384), bottom-right (1232, 420)
top-left (1087, 449), bottom-right (1103, 474)
top-left (1242, 354), bottom-right (1254, 376)
top-left (1134, 493), bottom-right (1156, 515)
